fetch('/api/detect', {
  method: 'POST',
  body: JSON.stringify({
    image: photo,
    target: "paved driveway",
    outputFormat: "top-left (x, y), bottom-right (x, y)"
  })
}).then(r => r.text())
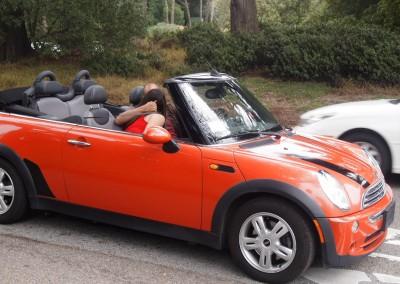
top-left (0, 175), bottom-right (399, 284)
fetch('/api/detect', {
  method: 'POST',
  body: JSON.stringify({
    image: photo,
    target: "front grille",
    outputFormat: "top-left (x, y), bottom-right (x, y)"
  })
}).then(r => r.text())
top-left (362, 180), bottom-right (385, 208)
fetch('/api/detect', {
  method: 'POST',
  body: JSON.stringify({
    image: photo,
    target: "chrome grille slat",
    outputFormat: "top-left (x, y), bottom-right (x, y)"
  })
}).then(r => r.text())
top-left (365, 186), bottom-right (384, 200)
top-left (362, 180), bottom-right (385, 208)
top-left (365, 184), bottom-right (383, 197)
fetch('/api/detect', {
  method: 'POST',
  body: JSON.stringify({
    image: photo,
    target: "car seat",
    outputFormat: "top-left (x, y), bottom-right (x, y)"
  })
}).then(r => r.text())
top-left (31, 71), bottom-right (72, 118)
top-left (121, 86), bottom-right (144, 111)
top-left (83, 85), bottom-right (122, 131)
top-left (67, 70), bottom-right (96, 116)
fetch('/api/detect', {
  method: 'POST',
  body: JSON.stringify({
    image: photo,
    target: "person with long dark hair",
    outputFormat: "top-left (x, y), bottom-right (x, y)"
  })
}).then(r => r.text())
top-left (115, 83), bottom-right (159, 126)
top-left (125, 89), bottom-right (167, 134)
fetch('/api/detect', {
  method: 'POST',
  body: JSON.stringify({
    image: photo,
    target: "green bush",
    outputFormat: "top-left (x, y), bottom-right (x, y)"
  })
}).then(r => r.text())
top-left (83, 50), bottom-right (146, 77)
top-left (179, 23), bottom-right (400, 84)
top-left (179, 24), bottom-right (258, 73)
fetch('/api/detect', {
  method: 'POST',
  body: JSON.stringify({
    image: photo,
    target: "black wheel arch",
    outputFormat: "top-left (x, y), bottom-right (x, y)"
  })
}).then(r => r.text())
top-left (211, 179), bottom-right (343, 266)
top-left (0, 144), bottom-right (38, 207)
top-left (212, 179), bottom-right (326, 236)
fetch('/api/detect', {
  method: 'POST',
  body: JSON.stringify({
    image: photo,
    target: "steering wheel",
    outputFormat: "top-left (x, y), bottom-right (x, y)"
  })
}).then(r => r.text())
top-left (73, 70), bottom-right (91, 83)
top-left (34, 71), bottom-right (57, 84)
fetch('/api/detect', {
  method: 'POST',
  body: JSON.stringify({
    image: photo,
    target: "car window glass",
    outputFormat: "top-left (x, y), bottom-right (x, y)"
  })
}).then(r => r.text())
top-left (179, 81), bottom-right (279, 143)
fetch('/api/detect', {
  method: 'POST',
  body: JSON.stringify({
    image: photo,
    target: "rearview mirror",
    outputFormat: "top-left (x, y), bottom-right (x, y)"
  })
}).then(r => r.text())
top-left (143, 127), bottom-right (171, 144)
top-left (205, 86), bottom-right (226, 99)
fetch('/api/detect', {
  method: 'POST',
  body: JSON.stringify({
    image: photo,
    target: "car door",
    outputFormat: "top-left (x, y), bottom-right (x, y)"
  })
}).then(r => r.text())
top-left (62, 125), bottom-right (203, 229)
top-left (1, 114), bottom-right (72, 201)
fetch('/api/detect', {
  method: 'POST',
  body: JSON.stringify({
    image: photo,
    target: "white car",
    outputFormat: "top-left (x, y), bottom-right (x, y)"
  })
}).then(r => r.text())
top-left (296, 99), bottom-right (400, 175)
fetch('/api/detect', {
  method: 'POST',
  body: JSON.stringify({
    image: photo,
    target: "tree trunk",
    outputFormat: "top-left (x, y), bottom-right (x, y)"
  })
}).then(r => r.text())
top-left (205, 0), bottom-right (215, 22)
top-left (231, 0), bottom-right (259, 33)
top-left (200, 0), bottom-right (203, 22)
top-left (171, 0), bottom-right (175, 24)
top-left (182, 0), bottom-right (192, 27)
top-left (165, 0), bottom-right (169, 23)
top-left (0, 17), bottom-right (33, 61)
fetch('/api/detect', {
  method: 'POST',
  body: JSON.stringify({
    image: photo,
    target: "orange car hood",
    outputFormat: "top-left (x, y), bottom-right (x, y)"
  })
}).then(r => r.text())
top-left (234, 133), bottom-right (379, 185)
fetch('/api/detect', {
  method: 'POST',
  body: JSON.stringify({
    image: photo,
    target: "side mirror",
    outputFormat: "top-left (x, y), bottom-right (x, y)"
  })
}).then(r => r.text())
top-left (143, 127), bottom-right (181, 154)
top-left (143, 126), bottom-right (171, 144)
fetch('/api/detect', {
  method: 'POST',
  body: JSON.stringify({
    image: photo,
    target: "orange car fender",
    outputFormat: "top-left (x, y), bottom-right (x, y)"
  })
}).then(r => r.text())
top-left (210, 179), bottom-right (341, 265)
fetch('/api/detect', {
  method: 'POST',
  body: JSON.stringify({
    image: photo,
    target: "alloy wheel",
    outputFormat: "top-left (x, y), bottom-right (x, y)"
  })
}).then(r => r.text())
top-left (0, 168), bottom-right (15, 215)
top-left (239, 212), bottom-right (297, 273)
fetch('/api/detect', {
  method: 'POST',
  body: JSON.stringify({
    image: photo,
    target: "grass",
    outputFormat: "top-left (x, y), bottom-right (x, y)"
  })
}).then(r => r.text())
top-left (1, 58), bottom-right (400, 127)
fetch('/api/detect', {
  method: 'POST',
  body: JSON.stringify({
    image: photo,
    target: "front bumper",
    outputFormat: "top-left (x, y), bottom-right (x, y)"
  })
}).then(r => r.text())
top-left (317, 187), bottom-right (395, 267)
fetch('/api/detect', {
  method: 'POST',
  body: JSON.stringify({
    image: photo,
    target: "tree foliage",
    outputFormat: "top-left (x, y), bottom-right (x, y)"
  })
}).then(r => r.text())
top-left (1, 0), bottom-right (147, 60)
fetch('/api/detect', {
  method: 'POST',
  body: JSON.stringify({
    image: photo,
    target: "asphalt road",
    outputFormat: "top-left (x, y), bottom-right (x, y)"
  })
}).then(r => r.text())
top-left (0, 175), bottom-right (399, 284)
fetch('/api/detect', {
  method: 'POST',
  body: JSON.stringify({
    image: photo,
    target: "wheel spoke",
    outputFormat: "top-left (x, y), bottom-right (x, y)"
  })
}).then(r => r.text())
top-left (0, 185), bottom-right (14, 196)
top-left (0, 197), bottom-right (7, 211)
top-left (252, 216), bottom-right (267, 237)
top-left (273, 244), bottom-right (293, 261)
top-left (270, 221), bottom-right (289, 239)
top-left (0, 169), bottom-right (5, 183)
top-left (243, 237), bottom-right (259, 251)
top-left (259, 249), bottom-right (272, 269)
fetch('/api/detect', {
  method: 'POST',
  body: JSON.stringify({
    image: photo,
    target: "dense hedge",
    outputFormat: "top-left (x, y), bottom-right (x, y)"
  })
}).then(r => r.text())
top-left (179, 23), bottom-right (400, 85)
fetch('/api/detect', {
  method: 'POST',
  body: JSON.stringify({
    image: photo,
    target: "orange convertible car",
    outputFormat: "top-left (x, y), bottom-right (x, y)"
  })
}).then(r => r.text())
top-left (0, 71), bottom-right (395, 283)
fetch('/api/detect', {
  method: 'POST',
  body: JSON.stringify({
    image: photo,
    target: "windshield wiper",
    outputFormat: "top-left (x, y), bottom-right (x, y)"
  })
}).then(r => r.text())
top-left (215, 126), bottom-right (284, 142)
top-left (215, 132), bottom-right (262, 142)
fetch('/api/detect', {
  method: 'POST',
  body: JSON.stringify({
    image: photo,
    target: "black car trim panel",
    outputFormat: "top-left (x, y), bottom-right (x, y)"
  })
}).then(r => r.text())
top-left (34, 197), bottom-right (220, 249)
top-left (24, 159), bottom-right (55, 198)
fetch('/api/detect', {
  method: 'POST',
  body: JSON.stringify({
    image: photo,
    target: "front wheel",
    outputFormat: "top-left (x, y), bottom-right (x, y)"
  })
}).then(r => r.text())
top-left (228, 198), bottom-right (316, 284)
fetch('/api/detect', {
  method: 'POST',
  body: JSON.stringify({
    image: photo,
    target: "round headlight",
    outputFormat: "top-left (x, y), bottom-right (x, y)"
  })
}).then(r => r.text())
top-left (317, 170), bottom-right (350, 211)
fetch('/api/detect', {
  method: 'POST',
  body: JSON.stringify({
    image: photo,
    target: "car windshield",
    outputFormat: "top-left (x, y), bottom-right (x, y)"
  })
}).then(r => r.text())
top-left (179, 80), bottom-right (281, 144)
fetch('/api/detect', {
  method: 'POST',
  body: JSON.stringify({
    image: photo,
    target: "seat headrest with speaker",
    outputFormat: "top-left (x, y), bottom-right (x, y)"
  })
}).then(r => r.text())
top-left (84, 85), bottom-right (107, 105)
top-left (129, 86), bottom-right (144, 106)
top-left (73, 80), bottom-right (97, 95)
top-left (34, 80), bottom-right (66, 97)
top-left (73, 70), bottom-right (96, 95)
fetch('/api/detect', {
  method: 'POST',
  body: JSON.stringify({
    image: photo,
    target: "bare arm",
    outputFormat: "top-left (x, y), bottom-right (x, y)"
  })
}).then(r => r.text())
top-left (144, 114), bottom-right (166, 132)
top-left (115, 101), bottom-right (157, 126)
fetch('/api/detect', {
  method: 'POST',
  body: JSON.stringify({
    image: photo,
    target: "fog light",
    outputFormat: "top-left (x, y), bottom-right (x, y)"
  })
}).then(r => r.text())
top-left (352, 221), bottom-right (359, 233)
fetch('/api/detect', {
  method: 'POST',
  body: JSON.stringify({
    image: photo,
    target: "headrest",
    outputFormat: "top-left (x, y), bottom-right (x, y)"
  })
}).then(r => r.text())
top-left (73, 79), bottom-right (97, 95)
top-left (129, 86), bottom-right (144, 106)
top-left (84, 85), bottom-right (107, 105)
top-left (34, 80), bottom-right (66, 97)
top-left (56, 88), bottom-right (75, 102)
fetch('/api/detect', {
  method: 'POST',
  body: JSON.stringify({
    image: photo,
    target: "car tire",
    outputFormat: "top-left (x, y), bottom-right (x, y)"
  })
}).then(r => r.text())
top-left (342, 132), bottom-right (391, 176)
top-left (228, 197), bottom-right (316, 284)
top-left (0, 158), bottom-right (28, 224)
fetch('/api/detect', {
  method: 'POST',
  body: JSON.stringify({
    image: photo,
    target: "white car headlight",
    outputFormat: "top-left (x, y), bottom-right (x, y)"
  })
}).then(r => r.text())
top-left (317, 170), bottom-right (350, 211)
top-left (300, 114), bottom-right (335, 126)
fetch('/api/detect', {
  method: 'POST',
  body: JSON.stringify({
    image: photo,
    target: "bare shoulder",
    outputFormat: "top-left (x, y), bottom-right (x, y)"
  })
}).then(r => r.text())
top-left (145, 113), bottom-right (165, 122)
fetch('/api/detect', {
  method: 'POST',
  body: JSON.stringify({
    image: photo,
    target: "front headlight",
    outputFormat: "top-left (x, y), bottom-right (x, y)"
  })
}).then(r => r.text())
top-left (317, 170), bottom-right (350, 211)
top-left (300, 114), bottom-right (335, 126)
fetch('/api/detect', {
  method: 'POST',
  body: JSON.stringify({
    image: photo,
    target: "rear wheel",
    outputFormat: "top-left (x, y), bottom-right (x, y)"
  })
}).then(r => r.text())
top-left (228, 198), bottom-right (316, 284)
top-left (0, 159), bottom-right (28, 224)
top-left (342, 132), bottom-right (391, 176)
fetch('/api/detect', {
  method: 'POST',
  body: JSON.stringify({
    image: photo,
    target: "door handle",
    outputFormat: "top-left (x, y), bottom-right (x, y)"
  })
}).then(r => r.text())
top-left (67, 139), bottom-right (91, 148)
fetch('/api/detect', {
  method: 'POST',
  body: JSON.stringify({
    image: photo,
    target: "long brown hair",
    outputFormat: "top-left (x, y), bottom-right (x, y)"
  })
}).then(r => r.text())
top-left (137, 89), bottom-right (166, 117)
top-left (124, 89), bottom-right (166, 129)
